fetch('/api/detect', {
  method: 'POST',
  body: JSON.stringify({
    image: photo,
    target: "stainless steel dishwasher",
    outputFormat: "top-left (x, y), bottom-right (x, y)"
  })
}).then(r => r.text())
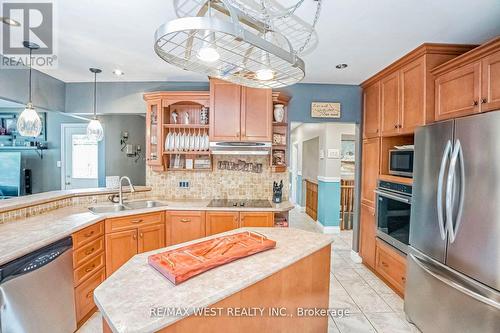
top-left (0, 237), bottom-right (76, 333)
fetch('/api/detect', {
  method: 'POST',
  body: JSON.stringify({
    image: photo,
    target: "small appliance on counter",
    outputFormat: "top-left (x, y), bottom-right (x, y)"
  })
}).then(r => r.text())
top-left (273, 180), bottom-right (283, 204)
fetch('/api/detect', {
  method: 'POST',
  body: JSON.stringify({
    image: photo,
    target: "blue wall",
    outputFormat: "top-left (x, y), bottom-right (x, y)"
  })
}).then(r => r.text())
top-left (317, 180), bottom-right (341, 227)
top-left (278, 83), bottom-right (362, 124)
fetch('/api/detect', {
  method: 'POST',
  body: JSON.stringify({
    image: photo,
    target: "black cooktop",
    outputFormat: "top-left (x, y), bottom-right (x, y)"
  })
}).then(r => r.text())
top-left (207, 199), bottom-right (272, 208)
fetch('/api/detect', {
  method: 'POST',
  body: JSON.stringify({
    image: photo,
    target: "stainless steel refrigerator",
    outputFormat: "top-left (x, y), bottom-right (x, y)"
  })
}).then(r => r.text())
top-left (405, 111), bottom-right (500, 332)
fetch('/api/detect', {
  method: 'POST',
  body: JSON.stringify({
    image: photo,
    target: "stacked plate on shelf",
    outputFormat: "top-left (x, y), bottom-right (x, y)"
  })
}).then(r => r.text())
top-left (164, 130), bottom-right (209, 152)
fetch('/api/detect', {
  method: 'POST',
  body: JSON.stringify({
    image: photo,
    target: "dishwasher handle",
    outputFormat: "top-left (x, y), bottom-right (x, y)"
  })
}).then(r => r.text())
top-left (0, 236), bottom-right (72, 284)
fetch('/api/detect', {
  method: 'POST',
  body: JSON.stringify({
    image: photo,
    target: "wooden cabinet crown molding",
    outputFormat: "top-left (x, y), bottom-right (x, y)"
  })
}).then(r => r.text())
top-left (143, 91), bottom-right (210, 106)
top-left (361, 43), bottom-right (477, 88)
top-left (431, 37), bottom-right (500, 76)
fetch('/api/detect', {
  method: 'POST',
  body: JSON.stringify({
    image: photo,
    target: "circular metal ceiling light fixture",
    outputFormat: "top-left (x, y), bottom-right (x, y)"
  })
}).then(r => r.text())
top-left (335, 63), bottom-right (348, 69)
top-left (155, 0), bottom-right (308, 88)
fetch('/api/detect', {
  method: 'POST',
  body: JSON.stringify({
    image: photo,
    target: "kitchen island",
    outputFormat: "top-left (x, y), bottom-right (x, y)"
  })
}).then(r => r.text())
top-left (95, 227), bottom-right (333, 333)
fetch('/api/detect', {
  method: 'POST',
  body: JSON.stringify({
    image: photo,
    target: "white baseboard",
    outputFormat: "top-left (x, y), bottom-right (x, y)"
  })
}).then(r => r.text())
top-left (316, 222), bottom-right (340, 234)
top-left (350, 250), bottom-right (363, 263)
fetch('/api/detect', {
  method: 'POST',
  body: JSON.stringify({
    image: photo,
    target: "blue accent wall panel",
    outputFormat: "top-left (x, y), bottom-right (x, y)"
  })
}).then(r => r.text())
top-left (296, 175), bottom-right (302, 206)
top-left (317, 180), bottom-right (340, 227)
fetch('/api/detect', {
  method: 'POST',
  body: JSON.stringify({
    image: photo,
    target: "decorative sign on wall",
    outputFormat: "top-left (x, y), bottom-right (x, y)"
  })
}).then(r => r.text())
top-left (311, 102), bottom-right (341, 118)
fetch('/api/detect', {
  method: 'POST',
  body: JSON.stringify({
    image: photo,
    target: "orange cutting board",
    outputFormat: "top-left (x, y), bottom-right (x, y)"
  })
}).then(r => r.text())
top-left (148, 231), bottom-right (276, 285)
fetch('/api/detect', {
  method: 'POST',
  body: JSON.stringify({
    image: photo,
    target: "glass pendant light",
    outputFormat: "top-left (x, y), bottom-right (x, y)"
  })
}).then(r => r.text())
top-left (17, 41), bottom-right (42, 137)
top-left (86, 68), bottom-right (104, 141)
top-left (255, 31), bottom-right (275, 81)
top-left (196, 1), bottom-right (220, 63)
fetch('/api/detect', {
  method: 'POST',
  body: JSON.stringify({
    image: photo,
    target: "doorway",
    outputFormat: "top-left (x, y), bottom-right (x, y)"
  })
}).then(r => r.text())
top-left (61, 124), bottom-right (99, 190)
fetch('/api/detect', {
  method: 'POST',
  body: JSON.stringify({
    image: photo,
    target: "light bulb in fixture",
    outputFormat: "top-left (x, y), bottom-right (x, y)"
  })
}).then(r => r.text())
top-left (113, 69), bottom-right (124, 76)
top-left (17, 104), bottom-right (42, 137)
top-left (87, 118), bottom-right (104, 142)
top-left (197, 30), bottom-right (219, 63)
top-left (255, 68), bottom-right (274, 81)
top-left (1, 17), bottom-right (20, 26)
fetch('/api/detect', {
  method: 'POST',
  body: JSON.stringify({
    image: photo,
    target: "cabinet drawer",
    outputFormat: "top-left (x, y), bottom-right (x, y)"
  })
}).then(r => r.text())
top-left (74, 252), bottom-right (105, 286)
top-left (75, 267), bottom-right (105, 323)
top-left (73, 237), bottom-right (104, 268)
top-left (375, 240), bottom-right (407, 293)
top-left (73, 222), bottom-right (104, 248)
top-left (105, 212), bottom-right (164, 233)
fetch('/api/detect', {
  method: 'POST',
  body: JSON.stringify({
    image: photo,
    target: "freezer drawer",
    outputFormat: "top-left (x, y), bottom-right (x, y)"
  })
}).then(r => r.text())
top-left (405, 248), bottom-right (500, 333)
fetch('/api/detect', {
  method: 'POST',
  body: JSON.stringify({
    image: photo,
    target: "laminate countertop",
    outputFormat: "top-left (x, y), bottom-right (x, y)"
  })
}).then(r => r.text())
top-left (0, 199), bottom-right (294, 266)
top-left (94, 227), bottom-right (334, 333)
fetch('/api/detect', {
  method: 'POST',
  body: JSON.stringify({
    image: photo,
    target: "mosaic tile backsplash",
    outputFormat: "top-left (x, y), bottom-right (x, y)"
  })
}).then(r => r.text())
top-left (147, 156), bottom-right (289, 200)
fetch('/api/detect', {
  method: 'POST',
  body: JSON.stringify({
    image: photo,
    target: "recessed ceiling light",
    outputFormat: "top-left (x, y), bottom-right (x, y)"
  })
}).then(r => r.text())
top-left (113, 69), bottom-right (125, 76)
top-left (335, 63), bottom-right (348, 69)
top-left (1, 17), bottom-right (20, 26)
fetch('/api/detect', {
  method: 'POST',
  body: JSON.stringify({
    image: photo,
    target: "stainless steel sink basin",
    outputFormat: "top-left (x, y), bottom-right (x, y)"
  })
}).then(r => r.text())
top-left (88, 204), bottom-right (129, 214)
top-left (88, 200), bottom-right (167, 214)
top-left (125, 200), bottom-right (166, 209)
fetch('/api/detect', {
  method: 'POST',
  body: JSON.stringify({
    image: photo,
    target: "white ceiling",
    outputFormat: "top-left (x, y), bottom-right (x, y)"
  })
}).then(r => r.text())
top-left (34, 0), bottom-right (500, 84)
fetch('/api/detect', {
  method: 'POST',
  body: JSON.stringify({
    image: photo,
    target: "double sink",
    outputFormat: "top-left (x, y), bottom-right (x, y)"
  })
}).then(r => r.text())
top-left (88, 200), bottom-right (167, 214)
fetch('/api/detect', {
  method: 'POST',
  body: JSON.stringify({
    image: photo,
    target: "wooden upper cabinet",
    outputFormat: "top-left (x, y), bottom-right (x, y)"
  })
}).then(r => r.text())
top-left (481, 49), bottom-right (500, 112)
top-left (380, 72), bottom-right (400, 136)
top-left (138, 223), bottom-right (165, 253)
top-left (210, 79), bottom-right (242, 141)
top-left (400, 58), bottom-right (425, 133)
top-left (240, 87), bottom-right (272, 141)
top-left (359, 203), bottom-right (376, 269)
top-left (363, 81), bottom-right (380, 138)
top-left (167, 211), bottom-right (206, 246)
top-left (435, 61), bottom-right (481, 121)
top-left (240, 212), bottom-right (274, 227)
top-left (105, 229), bottom-right (138, 277)
top-left (361, 138), bottom-right (380, 207)
top-left (206, 211), bottom-right (240, 236)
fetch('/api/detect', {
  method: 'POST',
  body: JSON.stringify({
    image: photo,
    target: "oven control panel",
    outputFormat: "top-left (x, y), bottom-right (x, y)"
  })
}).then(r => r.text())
top-left (378, 181), bottom-right (412, 195)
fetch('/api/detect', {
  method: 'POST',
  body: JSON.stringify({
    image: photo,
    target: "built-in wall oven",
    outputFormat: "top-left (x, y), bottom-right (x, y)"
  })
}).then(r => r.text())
top-left (375, 180), bottom-right (412, 254)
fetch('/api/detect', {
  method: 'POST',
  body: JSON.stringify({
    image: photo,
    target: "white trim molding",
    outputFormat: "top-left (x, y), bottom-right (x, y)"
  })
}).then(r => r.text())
top-left (317, 176), bottom-right (341, 183)
top-left (350, 250), bottom-right (363, 263)
top-left (316, 222), bottom-right (340, 234)
top-left (297, 170), bottom-right (302, 176)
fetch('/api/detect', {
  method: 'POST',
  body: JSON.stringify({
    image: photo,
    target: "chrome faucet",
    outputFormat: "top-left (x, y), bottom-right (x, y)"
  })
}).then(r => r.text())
top-left (118, 176), bottom-right (135, 206)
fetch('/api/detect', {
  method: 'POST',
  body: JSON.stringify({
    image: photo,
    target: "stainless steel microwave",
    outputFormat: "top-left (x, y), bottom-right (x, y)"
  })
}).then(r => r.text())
top-left (389, 149), bottom-right (414, 177)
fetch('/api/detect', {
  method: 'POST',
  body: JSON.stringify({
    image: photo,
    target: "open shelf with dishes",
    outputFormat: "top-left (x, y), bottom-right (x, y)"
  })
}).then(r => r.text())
top-left (144, 92), bottom-right (212, 172)
top-left (271, 92), bottom-right (290, 173)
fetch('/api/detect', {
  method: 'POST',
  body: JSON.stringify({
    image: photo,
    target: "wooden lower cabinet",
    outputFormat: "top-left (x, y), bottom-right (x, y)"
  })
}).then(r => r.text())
top-left (359, 204), bottom-right (376, 269)
top-left (105, 212), bottom-right (166, 277)
top-left (75, 267), bottom-right (105, 323)
top-left (167, 211), bottom-right (206, 245)
top-left (138, 223), bottom-right (165, 253)
top-left (239, 212), bottom-right (274, 227)
top-left (305, 180), bottom-right (318, 221)
top-left (206, 211), bottom-right (240, 236)
top-left (105, 229), bottom-right (138, 276)
top-left (375, 239), bottom-right (407, 295)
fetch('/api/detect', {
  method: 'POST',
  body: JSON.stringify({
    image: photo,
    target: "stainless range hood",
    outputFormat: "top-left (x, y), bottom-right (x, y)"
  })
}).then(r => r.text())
top-left (210, 142), bottom-right (271, 155)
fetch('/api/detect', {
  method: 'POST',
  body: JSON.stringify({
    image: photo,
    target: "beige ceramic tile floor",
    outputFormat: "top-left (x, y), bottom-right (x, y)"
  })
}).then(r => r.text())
top-left (78, 208), bottom-right (420, 333)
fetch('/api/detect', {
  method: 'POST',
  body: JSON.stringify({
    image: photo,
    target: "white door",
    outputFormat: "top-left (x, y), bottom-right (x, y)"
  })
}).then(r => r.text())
top-left (61, 124), bottom-right (99, 189)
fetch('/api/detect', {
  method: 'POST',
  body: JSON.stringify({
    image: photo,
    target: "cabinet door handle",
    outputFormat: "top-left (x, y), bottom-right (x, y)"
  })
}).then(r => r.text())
top-left (398, 124), bottom-right (402, 128)
top-left (381, 261), bottom-right (389, 268)
top-left (84, 248), bottom-right (95, 255)
top-left (86, 291), bottom-right (93, 299)
top-left (140, 233), bottom-right (144, 238)
top-left (236, 132), bottom-right (240, 138)
top-left (133, 233), bottom-right (137, 240)
top-left (481, 98), bottom-right (487, 104)
top-left (473, 100), bottom-right (478, 106)
top-left (84, 231), bottom-right (94, 238)
top-left (131, 219), bottom-right (143, 223)
top-left (85, 264), bottom-right (96, 273)
top-left (180, 218), bottom-right (191, 223)
top-left (394, 125), bottom-right (398, 129)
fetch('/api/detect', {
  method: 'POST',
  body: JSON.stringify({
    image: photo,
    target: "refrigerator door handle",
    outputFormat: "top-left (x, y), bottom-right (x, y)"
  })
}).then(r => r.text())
top-left (446, 140), bottom-right (465, 243)
top-left (410, 253), bottom-right (500, 310)
top-left (437, 140), bottom-right (452, 240)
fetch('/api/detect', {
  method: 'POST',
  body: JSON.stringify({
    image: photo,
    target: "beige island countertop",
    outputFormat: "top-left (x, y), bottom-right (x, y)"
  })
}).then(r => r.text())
top-left (94, 227), bottom-right (334, 333)
top-left (0, 199), bottom-right (294, 266)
